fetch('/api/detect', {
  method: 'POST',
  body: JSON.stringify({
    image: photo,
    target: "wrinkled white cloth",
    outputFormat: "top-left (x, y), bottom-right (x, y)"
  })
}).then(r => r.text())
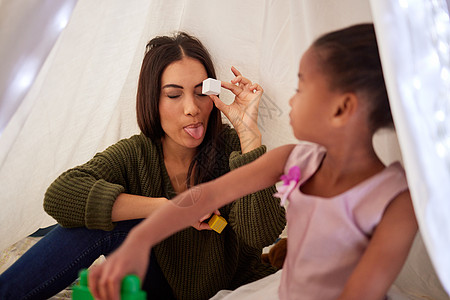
top-left (209, 270), bottom-right (281, 300)
top-left (0, 0), bottom-right (373, 253)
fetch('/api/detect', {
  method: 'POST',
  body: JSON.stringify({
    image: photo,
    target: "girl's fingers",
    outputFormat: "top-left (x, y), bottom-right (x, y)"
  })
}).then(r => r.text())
top-left (100, 266), bottom-right (121, 300)
top-left (107, 273), bottom-right (121, 300)
top-left (98, 272), bottom-right (110, 300)
top-left (92, 259), bottom-right (120, 300)
top-left (89, 266), bottom-right (101, 299)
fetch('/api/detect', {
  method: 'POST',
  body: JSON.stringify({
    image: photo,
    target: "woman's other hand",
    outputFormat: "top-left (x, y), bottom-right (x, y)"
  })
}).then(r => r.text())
top-left (210, 67), bottom-right (263, 153)
top-left (192, 209), bottom-right (221, 231)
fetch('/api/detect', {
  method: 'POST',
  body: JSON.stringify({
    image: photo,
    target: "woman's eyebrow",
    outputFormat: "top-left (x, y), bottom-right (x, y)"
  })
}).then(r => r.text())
top-left (162, 83), bottom-right (203, 89)
top-left (162, 84), bottom-right (183, 89)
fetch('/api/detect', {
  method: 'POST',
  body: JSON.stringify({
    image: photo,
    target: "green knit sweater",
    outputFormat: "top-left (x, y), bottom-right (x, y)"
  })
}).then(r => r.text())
top-left (44, 128), bottom-right (286, 300)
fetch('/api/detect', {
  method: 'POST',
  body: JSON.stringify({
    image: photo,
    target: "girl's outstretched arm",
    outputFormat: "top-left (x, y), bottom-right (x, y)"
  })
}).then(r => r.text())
top-left (337, 191), bottom-right (418, 300)
top-left (89, 144), bottom-right (295, 300)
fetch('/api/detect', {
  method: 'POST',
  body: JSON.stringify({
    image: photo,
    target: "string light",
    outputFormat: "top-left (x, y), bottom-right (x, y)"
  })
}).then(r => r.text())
top-left (0, 1), bottom-right (77, 137)
top-left (399, 0), bottom-right (410, 9)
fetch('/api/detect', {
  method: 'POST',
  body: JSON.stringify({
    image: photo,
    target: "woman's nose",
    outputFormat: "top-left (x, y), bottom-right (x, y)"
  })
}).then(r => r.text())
top-left (184, 95), bottom-right (201, 116)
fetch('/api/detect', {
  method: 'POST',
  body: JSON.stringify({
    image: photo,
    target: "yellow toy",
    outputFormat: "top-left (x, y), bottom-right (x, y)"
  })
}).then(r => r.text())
top-left (208, 215), bottom-right (227, 233)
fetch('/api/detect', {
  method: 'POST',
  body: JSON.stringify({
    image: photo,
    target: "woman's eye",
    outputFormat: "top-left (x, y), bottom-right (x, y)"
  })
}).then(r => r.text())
top-left (167, 95), bottom-right (180, 99)
top-left (197, 93), bottom-right (208, 97)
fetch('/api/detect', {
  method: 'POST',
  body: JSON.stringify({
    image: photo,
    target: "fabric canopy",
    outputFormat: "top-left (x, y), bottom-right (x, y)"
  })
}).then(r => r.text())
top-left (0, 0), bottom-right (373, 251)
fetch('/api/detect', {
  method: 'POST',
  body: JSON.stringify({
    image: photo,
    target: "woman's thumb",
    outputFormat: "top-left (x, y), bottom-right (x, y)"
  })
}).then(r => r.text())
top-left (210, 95), bottom-right (227, 112)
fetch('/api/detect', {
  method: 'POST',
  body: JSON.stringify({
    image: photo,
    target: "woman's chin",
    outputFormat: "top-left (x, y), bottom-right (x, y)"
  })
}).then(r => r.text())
top-left (182, 136), bottom-right (205, 148)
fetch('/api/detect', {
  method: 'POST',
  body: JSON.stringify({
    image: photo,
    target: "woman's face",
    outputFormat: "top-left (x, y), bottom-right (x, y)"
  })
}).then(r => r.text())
top-left (159, 57), bottom-right (213, 150)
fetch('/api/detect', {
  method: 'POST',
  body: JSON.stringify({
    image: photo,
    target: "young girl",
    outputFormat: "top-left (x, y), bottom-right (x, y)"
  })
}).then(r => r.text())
top-left (0, 32), bottom-right (286, 300)
top-left (89, 23), bottom-right (418, 300)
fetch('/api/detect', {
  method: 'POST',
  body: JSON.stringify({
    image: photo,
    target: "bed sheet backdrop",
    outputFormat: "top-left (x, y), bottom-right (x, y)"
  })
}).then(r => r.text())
top-left (0, 0), bottom-right (448, 298)
top-left (0, 0), bottom-right (373, 251)
top-left (370, 0), bottom-right (450, 296)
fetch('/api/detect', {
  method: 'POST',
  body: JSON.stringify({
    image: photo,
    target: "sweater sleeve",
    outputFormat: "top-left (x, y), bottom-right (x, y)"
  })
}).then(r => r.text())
top-left (43, 137), bottom-right (138, 230)
top-left (226, 132), bottom-right (286, 249)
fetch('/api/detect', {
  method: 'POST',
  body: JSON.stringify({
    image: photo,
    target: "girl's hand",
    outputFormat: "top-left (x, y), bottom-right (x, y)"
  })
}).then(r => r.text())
top-left (210, 67), bottom-right (263, 153)
top-left (191, 209), bottom-right (221, 231)
top-left (88, 235), bottom-right (150, 300)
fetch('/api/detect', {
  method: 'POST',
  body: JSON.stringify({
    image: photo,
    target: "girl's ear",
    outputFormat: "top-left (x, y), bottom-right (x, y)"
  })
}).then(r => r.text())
top-left (331, 93), bottom-right (358, 127)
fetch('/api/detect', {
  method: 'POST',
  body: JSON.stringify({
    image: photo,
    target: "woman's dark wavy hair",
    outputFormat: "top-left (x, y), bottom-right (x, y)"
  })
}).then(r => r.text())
top-left (312, 23), bottom-right (393, 133)
top-left (136, 32), bottom-right (227, 187)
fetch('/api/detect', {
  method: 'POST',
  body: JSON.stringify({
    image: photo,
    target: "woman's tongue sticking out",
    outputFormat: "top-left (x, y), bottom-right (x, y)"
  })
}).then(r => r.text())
top-left (184, 123), bottom-right (204, 140)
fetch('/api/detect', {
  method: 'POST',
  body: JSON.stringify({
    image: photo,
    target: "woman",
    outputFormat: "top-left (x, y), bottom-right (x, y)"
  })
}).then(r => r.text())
top-left (0, 32), bottom-right (286, 300)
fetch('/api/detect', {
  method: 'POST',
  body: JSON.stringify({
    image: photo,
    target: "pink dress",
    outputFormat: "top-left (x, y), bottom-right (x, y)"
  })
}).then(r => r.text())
top-left (278, 143), bottom-right (409, 300)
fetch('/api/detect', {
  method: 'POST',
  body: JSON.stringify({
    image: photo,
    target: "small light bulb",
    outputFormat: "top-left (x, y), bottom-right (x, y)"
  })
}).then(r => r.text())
top-left (399, 0), bottom-right (409, 9)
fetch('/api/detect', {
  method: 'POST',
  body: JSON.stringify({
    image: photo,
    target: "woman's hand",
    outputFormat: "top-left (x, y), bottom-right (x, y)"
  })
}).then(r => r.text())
top-left (191, 209), bottom-right (221, 231)
top-left (210, 67), bottom-right (263, 153)
top-left (88, 234), bottom-right (150, 300)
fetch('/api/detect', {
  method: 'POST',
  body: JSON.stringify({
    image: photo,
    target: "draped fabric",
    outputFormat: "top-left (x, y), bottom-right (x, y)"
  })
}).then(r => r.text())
top-left (370, 0), bottom-right (450, 295)
top-left (0, 0), bottom-right (448, 298)
top-left (0, 0), bottom-right (372, 251)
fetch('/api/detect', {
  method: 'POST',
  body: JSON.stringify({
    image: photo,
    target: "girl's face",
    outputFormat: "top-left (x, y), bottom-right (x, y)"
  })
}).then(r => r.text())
top-left (288, 47), bottom-right (340, 143)
top-left (159, 57), bottom-right (213, 150)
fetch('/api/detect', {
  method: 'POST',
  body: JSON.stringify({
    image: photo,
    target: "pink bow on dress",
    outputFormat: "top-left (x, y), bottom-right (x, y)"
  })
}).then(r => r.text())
top-left (273, 166), bottom-right (301, 206)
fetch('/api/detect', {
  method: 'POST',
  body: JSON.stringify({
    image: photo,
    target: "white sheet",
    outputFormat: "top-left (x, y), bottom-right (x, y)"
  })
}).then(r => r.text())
top-left (0, 0), bottom-right (372, 252)
top-left (208, 248), bottom-right (448, 300)
top-left (370, 0), bottom-right (450, 294)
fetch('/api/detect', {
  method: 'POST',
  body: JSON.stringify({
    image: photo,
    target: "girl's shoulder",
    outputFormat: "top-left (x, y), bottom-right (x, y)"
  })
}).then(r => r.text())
top-left (352, 162), bottom-right (409, 234)
top-left (283, 142), bottom-right (326, 176)
top-left (355, 162), bottom-right (408, 198)
top-left (289, 142), bottom-right (326, 157)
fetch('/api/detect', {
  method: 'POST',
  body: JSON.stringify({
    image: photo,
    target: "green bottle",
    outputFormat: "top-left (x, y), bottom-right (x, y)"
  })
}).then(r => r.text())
top-left (72, 269), bottom-right (146, 300)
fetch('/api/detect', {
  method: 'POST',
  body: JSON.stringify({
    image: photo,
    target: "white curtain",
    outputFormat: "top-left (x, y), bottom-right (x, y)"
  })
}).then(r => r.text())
top-left (0, 0), bottom-right (78, 135)
top-left (371, 0), bottom-right (450, 296)
top-left (0, 0), bottom-right (372, 251)
top-left (0, 0), bottom-right (448, 298)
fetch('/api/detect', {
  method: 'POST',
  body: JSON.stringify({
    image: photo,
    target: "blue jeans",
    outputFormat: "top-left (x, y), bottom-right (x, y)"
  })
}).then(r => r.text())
top-left (0, 220), bottom-right (175, 300)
